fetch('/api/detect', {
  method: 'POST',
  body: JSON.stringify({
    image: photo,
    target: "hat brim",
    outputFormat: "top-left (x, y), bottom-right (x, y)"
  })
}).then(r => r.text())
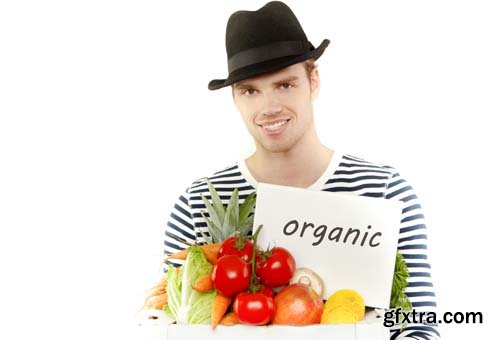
top-left (208, 39), bottom-right (330, 91)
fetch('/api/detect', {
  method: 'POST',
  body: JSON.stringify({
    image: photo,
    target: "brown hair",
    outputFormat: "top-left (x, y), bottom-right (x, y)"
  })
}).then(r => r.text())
top-left (302, 58), bottom-right (318, 82)
top-left (231, 58), bottom-right (318, 95)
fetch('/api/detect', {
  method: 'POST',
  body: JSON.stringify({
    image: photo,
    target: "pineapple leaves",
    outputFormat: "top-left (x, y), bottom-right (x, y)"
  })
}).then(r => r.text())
top-left (201, 230), bottom-right (212, 245)
top-left (239, 192), bottom-right (256, 225)
top-left (238, 216), bottom-right (254, 238)
top-left (222, 188), bottom-right (239, 238)
top-left (200, 194), bottom-right (222, 228)
top-left (205, 178), bottom-right (225, 223)
top-left (199, 178), bottom-right (257, 244)
top-left (201, 210), bottom-right (224, 243)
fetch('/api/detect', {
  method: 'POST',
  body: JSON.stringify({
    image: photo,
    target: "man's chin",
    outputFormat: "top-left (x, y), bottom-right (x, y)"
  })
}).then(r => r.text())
top-left (259, 141), bottom-right (294, 154)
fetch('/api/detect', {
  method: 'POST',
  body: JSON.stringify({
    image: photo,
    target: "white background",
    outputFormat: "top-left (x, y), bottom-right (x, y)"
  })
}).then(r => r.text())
top-left (0, 1), bottom-right (498, 339)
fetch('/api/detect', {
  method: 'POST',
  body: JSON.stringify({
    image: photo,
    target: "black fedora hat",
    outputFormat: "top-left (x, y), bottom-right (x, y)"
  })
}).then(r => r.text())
top-left (208, 1), bottom-right (330, 91)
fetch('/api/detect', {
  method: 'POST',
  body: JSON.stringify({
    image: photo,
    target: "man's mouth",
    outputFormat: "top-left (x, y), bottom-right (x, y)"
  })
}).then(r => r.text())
top-left (258, 118), bottom-right (291, 132)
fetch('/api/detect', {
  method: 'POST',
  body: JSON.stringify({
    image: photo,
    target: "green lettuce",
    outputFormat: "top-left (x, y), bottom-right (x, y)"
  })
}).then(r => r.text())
top-left (165, 246), bottom-right (217, 324)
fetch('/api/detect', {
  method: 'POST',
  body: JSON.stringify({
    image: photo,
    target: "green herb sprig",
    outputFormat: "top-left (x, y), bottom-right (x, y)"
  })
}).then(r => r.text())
top-left (391, 251), bottom-right (412, 310)
top-left (390, 251), bottom-right (412, 330)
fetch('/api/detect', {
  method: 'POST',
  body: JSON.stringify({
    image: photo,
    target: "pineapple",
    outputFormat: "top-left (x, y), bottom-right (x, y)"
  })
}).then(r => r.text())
top-left (199, 178), bottom-right (256, 244)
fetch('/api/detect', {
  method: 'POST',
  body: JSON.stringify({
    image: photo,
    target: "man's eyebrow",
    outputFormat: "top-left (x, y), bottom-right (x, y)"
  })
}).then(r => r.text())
top-left (234, 76), bottom-right (299, 90)
top-left (273, 76), bottom-right (299, 85)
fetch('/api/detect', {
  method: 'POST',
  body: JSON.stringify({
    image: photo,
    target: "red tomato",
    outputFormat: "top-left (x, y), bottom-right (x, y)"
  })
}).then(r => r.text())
top-left (217, 237), bottom-right (254, 262)
top-left (256, 285), bottom-right (274, 298)
top-left (211, 255), bottom-right (251, 297)
top-left (256, 247), bottom-right (296, 287)
top-left (233, 292), bottom-right (276, 325)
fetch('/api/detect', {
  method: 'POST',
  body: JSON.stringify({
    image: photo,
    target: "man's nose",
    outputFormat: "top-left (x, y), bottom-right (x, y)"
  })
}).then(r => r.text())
top-left (261, 92), bottom-right (283, 116)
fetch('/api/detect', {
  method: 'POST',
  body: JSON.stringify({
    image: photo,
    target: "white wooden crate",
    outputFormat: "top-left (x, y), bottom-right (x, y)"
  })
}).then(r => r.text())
top-left (137, 309), bottom-right (388, 340)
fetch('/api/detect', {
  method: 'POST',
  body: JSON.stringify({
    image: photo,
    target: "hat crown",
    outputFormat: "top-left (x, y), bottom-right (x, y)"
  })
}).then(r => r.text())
top-left (225, 1), bottom-right (308, 59)
top-left (208, 1), bottom-right (330, 90)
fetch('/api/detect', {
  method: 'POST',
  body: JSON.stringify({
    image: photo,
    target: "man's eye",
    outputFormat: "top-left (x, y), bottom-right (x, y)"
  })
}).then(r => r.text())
top-left (243, 89), bottom-right (257, 95)
top-left (281, 83), bottom-right (294, 89)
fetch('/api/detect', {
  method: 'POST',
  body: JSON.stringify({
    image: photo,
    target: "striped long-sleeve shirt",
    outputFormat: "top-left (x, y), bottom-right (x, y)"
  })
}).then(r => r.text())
top-left (163, 151), bottom-right (440, 339)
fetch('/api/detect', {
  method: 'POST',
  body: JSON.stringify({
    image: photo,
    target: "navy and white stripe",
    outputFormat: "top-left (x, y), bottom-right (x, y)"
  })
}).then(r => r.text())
top-left (163, 152), bottom-right (439, 339)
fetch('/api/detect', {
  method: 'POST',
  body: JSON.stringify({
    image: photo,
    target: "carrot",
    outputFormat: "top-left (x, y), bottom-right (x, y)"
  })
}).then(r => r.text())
top-left (143, 286), bottom-right (166, 308)
top-left (144, 292), bottom-right (168, 310)
top-left (145, 275), bottom-right (169, 297)
top-left (192, 273), bottom-right (213, 292)
top-left (146, 285), bottom-right (165, 299)
top-left (203, 245), bottom-right (220, 265)
top-left (154, 293), bottom-right (168, 309)
top-left (220, 312), bottom-right (239, 325)
top-left (166, 244), bottom-right (221, 264)
top-left (143, 274), bottom-right (171, 309)
top-left (211, 294), bottom-right (232, 330)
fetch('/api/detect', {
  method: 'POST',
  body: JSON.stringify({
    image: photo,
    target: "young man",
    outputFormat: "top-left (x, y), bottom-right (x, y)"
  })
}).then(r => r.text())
top-left (163, 2), bottom-right (439, 339)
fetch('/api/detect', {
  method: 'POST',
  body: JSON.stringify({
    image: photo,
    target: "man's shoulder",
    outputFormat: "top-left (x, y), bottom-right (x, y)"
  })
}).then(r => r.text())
top-left (340, 152), bottom-right (398, 175)
top-left (185, 161), bottom-right (247, 194)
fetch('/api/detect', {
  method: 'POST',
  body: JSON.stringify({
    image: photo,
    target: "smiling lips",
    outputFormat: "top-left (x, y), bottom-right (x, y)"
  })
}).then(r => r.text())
top-left (258, 119), bottom-right (291, 134)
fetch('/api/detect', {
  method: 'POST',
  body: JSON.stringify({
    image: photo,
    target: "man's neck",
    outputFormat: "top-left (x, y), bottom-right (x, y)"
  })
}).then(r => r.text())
top-left (245, 135), bottom-right (334, 189)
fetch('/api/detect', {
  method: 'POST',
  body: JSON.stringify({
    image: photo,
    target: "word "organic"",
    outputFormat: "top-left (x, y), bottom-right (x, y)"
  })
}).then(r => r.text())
top-left (282, 220), bottom-right (382, 247)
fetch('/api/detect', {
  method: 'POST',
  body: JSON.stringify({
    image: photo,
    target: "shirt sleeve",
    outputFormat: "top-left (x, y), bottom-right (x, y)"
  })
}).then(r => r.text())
top-left (163, 186), bottom-right (197, 271)
top-left (385, 169), bottom-right (441, 340)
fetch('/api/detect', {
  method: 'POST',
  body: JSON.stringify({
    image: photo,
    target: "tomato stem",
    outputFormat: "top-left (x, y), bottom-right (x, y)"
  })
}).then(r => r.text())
top-left (235, 231), bottom-right (245, 250)
top-left (249, 224), bottom-right (263, 293)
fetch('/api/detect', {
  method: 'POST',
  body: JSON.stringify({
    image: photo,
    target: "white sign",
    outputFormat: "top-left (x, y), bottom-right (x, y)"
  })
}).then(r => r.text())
top-left (252, 183), bottom-right (402, 309)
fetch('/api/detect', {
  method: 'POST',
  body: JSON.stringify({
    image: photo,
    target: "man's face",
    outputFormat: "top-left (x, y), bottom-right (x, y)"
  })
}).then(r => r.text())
top-left (232, 62), bottom-right (320, 154)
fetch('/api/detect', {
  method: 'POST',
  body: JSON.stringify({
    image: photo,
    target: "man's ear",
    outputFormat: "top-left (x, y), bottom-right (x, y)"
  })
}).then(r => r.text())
top-left (310, 68), bottom-right (320, 102)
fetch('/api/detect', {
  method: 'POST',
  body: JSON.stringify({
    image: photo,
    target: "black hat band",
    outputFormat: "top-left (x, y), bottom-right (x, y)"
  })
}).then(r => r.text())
top-left (227, 40), bottom-right (313, 73)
